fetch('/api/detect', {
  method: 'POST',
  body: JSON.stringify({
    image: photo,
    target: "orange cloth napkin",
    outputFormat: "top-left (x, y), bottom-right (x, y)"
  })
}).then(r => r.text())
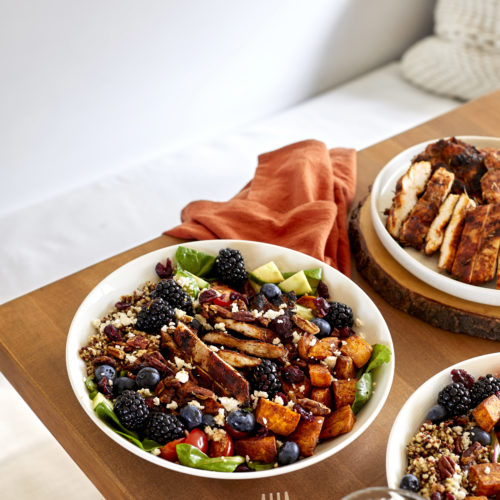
top-left (165, 140), bottom-right (357, 276)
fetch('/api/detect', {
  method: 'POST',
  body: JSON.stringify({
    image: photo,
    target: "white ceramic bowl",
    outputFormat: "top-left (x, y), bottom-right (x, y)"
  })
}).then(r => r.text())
top-left (371, 136), bottom-right (500, 306)
top-left (386, 352), bottom-right (500, 489)
top-left (66, 240), bottom-right (394, 479)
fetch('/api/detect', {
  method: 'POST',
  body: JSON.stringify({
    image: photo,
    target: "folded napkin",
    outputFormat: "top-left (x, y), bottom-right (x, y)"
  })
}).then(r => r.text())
top-left (165, 139), bottom-right (357, 276)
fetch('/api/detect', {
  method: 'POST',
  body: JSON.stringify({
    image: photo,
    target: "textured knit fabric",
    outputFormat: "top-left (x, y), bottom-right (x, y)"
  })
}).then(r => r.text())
top-left (401, 0), bottom-right (500, 100)
top-left (165, 140), bottom-right (357, 276)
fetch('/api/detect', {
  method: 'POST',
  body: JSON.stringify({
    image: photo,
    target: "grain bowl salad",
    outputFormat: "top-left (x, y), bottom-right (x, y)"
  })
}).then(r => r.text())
top-left (400, 369), bottom-right (500, 499)
top-left (79, 245), bottom-right (391, 473)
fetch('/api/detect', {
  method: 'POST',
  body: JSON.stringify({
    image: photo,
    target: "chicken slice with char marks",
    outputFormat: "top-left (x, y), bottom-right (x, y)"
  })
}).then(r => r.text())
top-left (424, 193), bottom-right (459, 255)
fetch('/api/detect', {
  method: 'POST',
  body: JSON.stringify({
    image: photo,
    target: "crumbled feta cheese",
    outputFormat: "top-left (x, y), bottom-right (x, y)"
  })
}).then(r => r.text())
top-left (231, 303), bottom-right (239, 313)
top-left (299, 385), bottom-right (305, 392)
top-left (214, 408), bottom-right (225, 426)
top-left (153, 397), bottom-right (160, 406)
top-left (174, 308), bottom-right (187, 320)
top-left (125, 354), bottom-right (137, 364)
top-left (218, 397), bottom-right (240, 413)
top-left (273, 395), bottom-right (284, 406)
top-left (286, 400), bottom-right (295, 409)
top-left (279, 303), bottom-right (287, 309)
top-left (323, 356), bottom-right (337, 369)
top-left (292, 331), bottom-right (302, 344)
top-left (111, 311), bottom-right (135, 328)
top-left (187, 400), bottom-right (205, 410)
top-left (137, 388), bottom-right (152, 397)
top-left (151, 448), bottom-right (161, 456)
top-left (174, 276), bottom-right (191, 288)
top-left (208, 345), bottom-right (219, 352)
top-left (253, 390), bottom-right (269, 399)
top-left (262, 417), bottom-right (268, 425)
top-left (166, 401), bottom-right (178, 410)
top-left (272, 337), bottom-right (281, 345)
top-left (263, 309), bottom-right (284, 320)
top-left (175, 370), bottom-right (189, 383)
top-left (309, 337), bottom-right (317, 346)
top-left (355, 317), bottom-right (364, 327)
top-left (251, 309), bottom-right (263, 318)
top-left (161, 325), bottom-right (168, 333)
top-left (214, 322), bottom-right (226, 332)
top-left (204, 426), bottom-right (226, 441)
top-left (174, 356), bottom-right (193, 370)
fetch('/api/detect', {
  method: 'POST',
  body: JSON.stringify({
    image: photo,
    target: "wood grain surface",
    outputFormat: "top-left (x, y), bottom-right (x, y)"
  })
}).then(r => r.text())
top-left (1, 90), bottom-right (500, 500)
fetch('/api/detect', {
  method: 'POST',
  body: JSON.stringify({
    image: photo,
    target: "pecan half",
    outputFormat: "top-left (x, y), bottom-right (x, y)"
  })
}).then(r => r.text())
top-left (126, 335), bottom-right (149, 350)
top-left (438, 455), bottom-right (455, 479)
top-left (460, 441), bottom-right (482, 466)
top-left (232, 310), bottom-right (256, 322)
top-left (106, 345), bottom-right (125, 360)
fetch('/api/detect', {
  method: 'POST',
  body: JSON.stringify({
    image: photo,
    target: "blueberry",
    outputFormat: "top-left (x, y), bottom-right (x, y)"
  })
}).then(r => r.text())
top-left (469, 426), bottom-right (491, 446)
top-left (94, 364), bottom-right (116, 382)
top-left (190, 318), bottom-right (202, 331)
top-left (180, 404), bottom-right (203, 430)
top-left (201, 413), bottom-right (216, 428)
top-left (135, 367), bottom-right (161, 390)
top-left (310, 318), bottom-right (331, 338)
top-left (400, 474), bottom-right (419, 492)
top-left (226, 410), bottom-right (256, 433)
top-left (113, 376), bottom-right (136, 396)
top-left (261, 283), bottom-right (282, 301)
top-left (277, 441), bottom-right (300, 465)
top-left (425, 404), bottom-right (447, 423)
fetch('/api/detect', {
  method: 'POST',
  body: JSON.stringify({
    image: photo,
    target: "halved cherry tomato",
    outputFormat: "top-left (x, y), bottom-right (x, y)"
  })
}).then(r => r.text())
top-left (160, 437), bottom-right (185, 462)
top-left (208, 431), bottom-right (234, 458)
top-left (212, 297), bottom-right (232, 307)
top-left (184, 428), bottom-right (209, 455)
top-left (224, 423), bottom-right (249, 440)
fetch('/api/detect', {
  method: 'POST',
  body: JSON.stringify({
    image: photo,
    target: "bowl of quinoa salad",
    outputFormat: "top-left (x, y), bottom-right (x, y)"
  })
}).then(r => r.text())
top-left (66, 240), bottom-right (394, 479)
top-left (387, 353), bottom-right (500, 499)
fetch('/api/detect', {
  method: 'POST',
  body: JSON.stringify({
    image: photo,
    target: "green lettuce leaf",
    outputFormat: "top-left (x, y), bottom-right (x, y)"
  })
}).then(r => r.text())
top-left (175, 247), bottom-right (216, 277)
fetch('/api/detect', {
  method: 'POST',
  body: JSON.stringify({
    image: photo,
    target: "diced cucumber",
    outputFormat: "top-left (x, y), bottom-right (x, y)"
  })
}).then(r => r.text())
top-left (92, 392), bottom-right (113, 411)
top-left (278, 270), bottom-right (312, 295)
top-left (294, 304), bottom-right (314, 320)
top-left (175, 269), bottom-right (208, 298)
top-left (282, 268), bottom-right (322, 292)
top-left (249, 261), bottom-right (284, 285)
top-left (248, 279), bottom-right (262, 293)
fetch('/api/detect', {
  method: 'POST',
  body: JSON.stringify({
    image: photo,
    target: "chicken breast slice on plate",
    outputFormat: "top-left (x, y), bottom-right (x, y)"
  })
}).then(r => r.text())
top-left (424, 193), bottom-right (459, 255)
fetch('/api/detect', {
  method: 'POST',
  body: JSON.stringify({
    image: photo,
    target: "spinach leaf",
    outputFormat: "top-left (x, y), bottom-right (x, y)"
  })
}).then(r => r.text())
top-left (352, 372), bottom-right (373, 415)
top-left (365, 344), bottom-right (392, 373)
top-left (175, 247), bottom-right (216, 277)
top-left (176, 444), bottom-right (244, 472)
top-left (247, 461), bottom-right (275, 471)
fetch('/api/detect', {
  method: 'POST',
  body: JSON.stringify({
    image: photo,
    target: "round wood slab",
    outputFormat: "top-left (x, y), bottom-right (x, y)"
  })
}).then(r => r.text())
top-left (349, 195), bottom-right (500, 340)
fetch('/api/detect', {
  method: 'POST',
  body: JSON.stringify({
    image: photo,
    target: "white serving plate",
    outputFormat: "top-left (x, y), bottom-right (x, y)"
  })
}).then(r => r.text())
top-left (66, 240), bottom-right (394, 479)
top-left (370, 136), bottom-right (500, 306)
top-left (386, 352), bottom-right (500, 490)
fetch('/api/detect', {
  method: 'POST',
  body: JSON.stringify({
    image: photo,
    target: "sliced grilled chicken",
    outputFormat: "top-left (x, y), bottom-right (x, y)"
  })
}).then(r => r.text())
top-left (213, 316), bottom-right (274, 342)
top-left (216, 349), bottom-right (262, 368)
top-left (202, 331), bottom-right (287, 359)
top-left (173, 322), bottom-right (250, 404)
top-left (482, 148), bottom-right (500, 170)
top-left (470, 204), bottom-right (500, 285)
top-left (451, 205), bottom-right (490, 283)
top-left (386, 161), bottom-right (432, 238)
top-left (481, 169), bottom-right (500, 204)
top-left (424, 193), bottom-right (459, 255)
top-left (400, 167), bottom-right (455, 249)
top-left (438, 194), bottom-right (475, 272)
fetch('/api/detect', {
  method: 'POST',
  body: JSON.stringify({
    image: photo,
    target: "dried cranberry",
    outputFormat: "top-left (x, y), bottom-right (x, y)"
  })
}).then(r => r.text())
top-left (270, 314), bottom-right (293, 341)
top-left (293, 403), bottom-right (314, 422)
top-left (97, 376), bottom-right (113, 398)
top-left (155, 258), bottom-right (173, 279)
top-left (230, 291), bottom-right (248, 305)
top-left (451, 369), bottom-right (475, 389)
top-left (316, 281), bottom-right (330, 298)
top-left (274, 392), bottom-right (289, 405)
top-left (430, 493), bottom-right (442, 500)
top-left (282, 365), bottom-right (305, 383)
top-left (338, 326), bottom-right (355, 338)
top-left (313, 297), bottom-right (330, 317)
top-left (198, 288), bottom-right (218, 304)
top-left (235, 464), bottom-right (252, 472)
top-left (115, 301), bottom-right (131, 310)
top-left (444, 494), bottom-right (455, 500)
top-left (104, 324), bottom-right (122, 342)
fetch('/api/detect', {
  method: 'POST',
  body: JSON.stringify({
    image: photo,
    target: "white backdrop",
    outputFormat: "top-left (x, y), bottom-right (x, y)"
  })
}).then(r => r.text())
top-left (1, 0), bottom-right (435, 218)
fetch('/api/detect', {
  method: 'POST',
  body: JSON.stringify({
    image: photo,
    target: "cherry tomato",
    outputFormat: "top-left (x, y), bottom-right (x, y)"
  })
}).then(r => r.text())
top-left (208, 431), bottom-right (234, 458)
top-left (159, 437), bottom-right (185, 462)
top-left (184, 428), bottom-right (209, 454)
top-left (224, 423), bottom-right (250, 440)
top-left (212, 297), bottom-right (232, 307)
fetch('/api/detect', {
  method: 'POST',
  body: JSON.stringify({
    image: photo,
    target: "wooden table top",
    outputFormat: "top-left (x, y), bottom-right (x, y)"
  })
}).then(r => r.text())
top-left (1, 90), bottom-right (499, 500)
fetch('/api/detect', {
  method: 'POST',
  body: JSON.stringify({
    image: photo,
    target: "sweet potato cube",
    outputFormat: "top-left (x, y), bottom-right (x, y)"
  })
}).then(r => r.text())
top-left (307, 337), bottom-right (340, 360)
top-left (234, 435), bottom-right (277, 463)
top-left (288, 416), bottom-right (324, 457)
top-left (298, 332), bottom-right (315, 360)
top-left (340, 335), bottom-right (373, 368)
top-left (310, 387), bottom-right (333, 409)
top-left (335, 355), bottom-right (357, 379)
top-left (472, 394), bottom-right (500, 432)
top-left (255, 398), bottom-right (301, 436)
top-left (320, 405), bottom-right (356, 439)
top-left (281, 377), bottom-right (311, 399)
top-left (296, 295), bottom-right (317, 309)
top-left (332, 379), bottom-right (357, 408)
top-left (468, 463), bottom-right (500, 496)
top-left (308, 363), bottom-right (333, 388)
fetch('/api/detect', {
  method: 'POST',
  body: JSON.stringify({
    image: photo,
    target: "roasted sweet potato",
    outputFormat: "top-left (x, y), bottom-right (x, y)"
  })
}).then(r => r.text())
top-left (332, 379), bottom-right (357, 408)
top-left (234, 435), bottom-right (277, 463)
top-left (308, 363), bottom-right (333, 388)
top-left (320, 405), bottom-right (356, 439)
top-left (468, 463), bottom-right (500, 496)
top-left (289, 416), bottom-right (325, 457)
top-left (307, 337), bottom-right (340, 360)
top-left (472, 394), bottom-right (500, 432)
top-left (310, 387), bottom-right (333, 409)
top-left (255, 398), bottom-right (301, 436)
top-left (298, 332), bottom-right (315, 360)
top-left (281, 377), bottom-right (311, 400)
top-left (340, 335), bottom-right (373, 368)
top-left (335, 355), bottom-right (357, 379)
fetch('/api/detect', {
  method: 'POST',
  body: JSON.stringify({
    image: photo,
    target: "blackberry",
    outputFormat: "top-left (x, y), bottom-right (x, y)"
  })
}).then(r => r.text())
top-left (144, 412), bottom-right (185, 445)
top-left (152, 279), bottom-right (193, 314)
top-left (214, 248), bottom-right (248, 288)
top-left (252, 359), bottom-right (282, 396)
top-left (114, 390), bottom-right (149, 430)
top-left (135, 298), bottom-right (176, 333)
top-left (437, 382), bottom-right (471, 416)
top-left (470, 374), bottom-right (500, 407)
top-left (324, 301), bottom-right (353, 330)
